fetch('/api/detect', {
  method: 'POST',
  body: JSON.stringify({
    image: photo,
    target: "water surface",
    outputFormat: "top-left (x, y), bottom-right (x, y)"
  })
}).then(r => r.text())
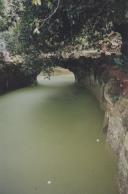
top-left (0, 75), bottom-right (118, 194)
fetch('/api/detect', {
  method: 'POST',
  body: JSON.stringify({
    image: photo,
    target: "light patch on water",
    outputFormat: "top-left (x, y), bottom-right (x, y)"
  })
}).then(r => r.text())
top-left (47, 180), bottom-right (52, 185)
top-left (96, 139), bottom-right (100, 142)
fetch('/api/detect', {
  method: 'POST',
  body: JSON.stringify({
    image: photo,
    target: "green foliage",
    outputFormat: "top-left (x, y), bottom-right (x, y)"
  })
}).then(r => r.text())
top-left (1, 0), bottom-right (128, 72)
top-left (19, 0), bottom-right (127, 53)
top-left (32, 0), bottom-right (42, 5)
top-left (1, 0), bottom-right (127, 54)
top-left (0, 0), bottom-right (4, 15)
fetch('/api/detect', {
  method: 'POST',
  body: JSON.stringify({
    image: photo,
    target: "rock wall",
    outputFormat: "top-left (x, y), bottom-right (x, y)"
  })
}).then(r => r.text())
top-left (0, 54), bottom-right (41, 93)
top-left (74, 66), bottom-right (128, 194)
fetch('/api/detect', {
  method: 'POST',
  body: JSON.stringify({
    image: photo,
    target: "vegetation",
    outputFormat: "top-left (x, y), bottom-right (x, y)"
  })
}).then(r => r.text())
top-left (0, 0), bottom-right (128, 90)
top-left (1, 1), bottom-right (128, 54)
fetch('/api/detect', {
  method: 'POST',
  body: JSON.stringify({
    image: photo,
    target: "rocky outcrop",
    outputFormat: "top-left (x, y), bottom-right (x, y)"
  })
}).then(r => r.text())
top-left (0, 53), bottom-right (42, 93)
top-left (74, 62), bottom-right (128, 194)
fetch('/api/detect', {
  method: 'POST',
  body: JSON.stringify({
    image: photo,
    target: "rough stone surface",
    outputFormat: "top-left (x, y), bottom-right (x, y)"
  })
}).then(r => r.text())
top-left (0, 53), bottom-right (42, 93)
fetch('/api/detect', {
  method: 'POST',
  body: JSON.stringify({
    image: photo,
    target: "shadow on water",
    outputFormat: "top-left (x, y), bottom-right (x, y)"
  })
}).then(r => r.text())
top-left (0, 75), bottom-right (119, 194)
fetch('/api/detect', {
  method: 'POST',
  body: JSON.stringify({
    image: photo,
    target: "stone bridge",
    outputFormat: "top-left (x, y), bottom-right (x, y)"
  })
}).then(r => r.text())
top-left (0, 19), bottom-right (128, 92)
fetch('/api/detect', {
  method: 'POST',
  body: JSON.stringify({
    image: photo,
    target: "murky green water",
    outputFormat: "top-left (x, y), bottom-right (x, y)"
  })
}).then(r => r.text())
top-left (0, 74), bottom-right (118, 194)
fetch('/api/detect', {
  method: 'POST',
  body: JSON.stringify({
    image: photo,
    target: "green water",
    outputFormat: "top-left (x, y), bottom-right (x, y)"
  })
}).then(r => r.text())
top-left (0, 75), bottom-right (118, 194)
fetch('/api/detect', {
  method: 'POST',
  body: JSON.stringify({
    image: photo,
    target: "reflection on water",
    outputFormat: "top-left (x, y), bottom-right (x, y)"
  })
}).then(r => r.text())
top-left (0, 75), bottom-right (118, 194)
